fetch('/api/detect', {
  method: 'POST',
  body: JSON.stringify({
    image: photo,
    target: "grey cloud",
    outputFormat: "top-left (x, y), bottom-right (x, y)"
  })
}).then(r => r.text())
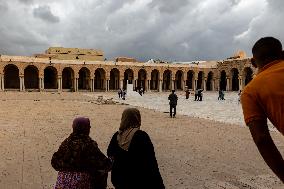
top-left (33, 5), bottom-right (60, 23)
top-left (0, 0), bottom-right (284, 62)
top-left (18, 0), bottom-right (33, 4)
top-left (0, 1), bottom-right (8, 12)
top-left (148, 0), bottom-right (194, 14)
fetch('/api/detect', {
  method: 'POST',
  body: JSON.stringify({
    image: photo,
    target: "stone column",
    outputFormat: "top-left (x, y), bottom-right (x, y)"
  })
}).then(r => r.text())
top-left (108, 80), bottom-right (110, 91)
top-left (105, 80), bottom-right (108, 92)
top-left (42, 77), bottom-right (45, 91)
top-left (38, 78), bottom-right (41, 91)
top-left (19, 76), bottom-right (22, 91)
top-left (57, 77), bottom-right (62, 92)
top-left (135, 79), bottom-right (137, 90)
top-left (120, 80), bottom-right (123, 90)
top-left (171, 79), bottom-right (175, 90)
top-left (183, 80), bottom-right (186, 91)
top-left (194, 79), bottom-right (197, 90)
top-left (203, 79), bottom-right (207, 91)
top-left (238, 76), bottom-right (243, 90)
top-left (0, 74), bottom-right (2, 91)
top-left (226, 77), bottom-right (230, 91)
top-left (159, 80), bottom-right (162, 92)
top-left (2, 75), bottom-right (4, 91)
top-left (22, 76), bottom-right (25, 91)
top-left (75, 78), bottom-right (79, 92)
top-left (212, 79), bottom-right (215, 91)
top-left (19, 76), bottom-right (25, 91)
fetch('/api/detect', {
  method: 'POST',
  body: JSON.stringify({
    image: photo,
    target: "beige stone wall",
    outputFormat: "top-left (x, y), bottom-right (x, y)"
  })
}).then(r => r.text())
top-left (0, 54), bottom-right (255, 92)
top-left (45, 47), bottom-right (103, 56)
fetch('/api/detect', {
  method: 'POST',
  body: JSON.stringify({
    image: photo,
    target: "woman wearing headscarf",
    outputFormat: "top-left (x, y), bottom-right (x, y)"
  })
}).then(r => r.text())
top-left (107, 108), bottom-right (165, 189)
top-left (51, 117), bottom-right (112, 189)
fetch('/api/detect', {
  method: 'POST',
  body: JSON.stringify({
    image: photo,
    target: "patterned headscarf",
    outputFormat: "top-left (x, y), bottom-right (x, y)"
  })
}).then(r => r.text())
top-left (117, 108), bottom-right (141, 151)
top-left (72, 117), bottom-right (91, 136)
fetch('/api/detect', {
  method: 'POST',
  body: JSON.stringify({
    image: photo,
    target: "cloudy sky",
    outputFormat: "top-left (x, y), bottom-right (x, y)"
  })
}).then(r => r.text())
top-left (0, 0), bottom-right (283, 61)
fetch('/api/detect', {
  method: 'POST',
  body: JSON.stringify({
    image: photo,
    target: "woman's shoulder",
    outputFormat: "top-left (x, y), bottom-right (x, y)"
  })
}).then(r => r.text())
top-left (133, 130), bottom-right (151, 141)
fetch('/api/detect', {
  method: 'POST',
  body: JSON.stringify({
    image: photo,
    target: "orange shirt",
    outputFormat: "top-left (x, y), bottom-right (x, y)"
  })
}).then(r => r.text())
top-left (241, 60), bottom-right (284, 134)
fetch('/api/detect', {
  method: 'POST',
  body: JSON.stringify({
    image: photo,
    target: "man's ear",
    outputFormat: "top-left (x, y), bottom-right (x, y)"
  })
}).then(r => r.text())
top-left (251, 58), bottom-right (257, 68)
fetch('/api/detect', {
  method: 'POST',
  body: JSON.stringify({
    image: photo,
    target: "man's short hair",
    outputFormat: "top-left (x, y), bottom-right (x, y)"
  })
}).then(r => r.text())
top-left (172, 90), bottom-right (175, 92)
top-left (252, 37), bottom-right (282, 61)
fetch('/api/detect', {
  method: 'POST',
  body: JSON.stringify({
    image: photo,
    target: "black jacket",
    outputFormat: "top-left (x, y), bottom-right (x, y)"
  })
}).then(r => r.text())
top-left (168, 93), bottom-right (178, 105)
top-left (107, 130), bottom-right (165, 189)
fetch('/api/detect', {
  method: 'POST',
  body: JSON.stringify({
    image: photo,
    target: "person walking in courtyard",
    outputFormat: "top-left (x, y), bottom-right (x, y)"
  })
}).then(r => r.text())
top-left (168, 90), bottom-right (178, 118)
top-left (218, 90), bottom-right (225, 100)
top-left (198, 89), bottom-right (204, 101)
top-left (118, 88), bottom-right (122, 99)
top-left (194, 88), bottom-right (199, 101)
top-left (238, 90), bottom-right (242, 104)
top-left (241, 37), bottom-right (284, 182)
top-left (51, 117), bottom-right (112, 189)
top-left (185, 86), bottom-right (190, 99)
top-left (218, 89), bottom-right (222, 100)
top-left (122, 89), bottom-right (126, 100)
top-left (107, 108), bottom-right (165, 189)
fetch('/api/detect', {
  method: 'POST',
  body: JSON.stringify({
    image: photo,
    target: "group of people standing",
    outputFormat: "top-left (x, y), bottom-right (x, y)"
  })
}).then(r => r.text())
top-left (52, 108), bottom-right (165, 189)
top-left (117, 89), bottom-right (126, 100)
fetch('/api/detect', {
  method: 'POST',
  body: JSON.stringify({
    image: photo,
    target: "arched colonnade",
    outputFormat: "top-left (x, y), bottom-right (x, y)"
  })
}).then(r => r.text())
top-left (0, 62), bottom-right (255, 92)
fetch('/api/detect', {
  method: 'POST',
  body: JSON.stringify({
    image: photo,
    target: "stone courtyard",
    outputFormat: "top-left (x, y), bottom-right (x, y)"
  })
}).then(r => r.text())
top-left (0, 92), bottom-right (283, 189)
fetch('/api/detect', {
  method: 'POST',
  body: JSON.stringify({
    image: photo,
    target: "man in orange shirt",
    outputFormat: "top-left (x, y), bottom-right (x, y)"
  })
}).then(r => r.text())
top-left (241, 37), bottom-right (284, 182)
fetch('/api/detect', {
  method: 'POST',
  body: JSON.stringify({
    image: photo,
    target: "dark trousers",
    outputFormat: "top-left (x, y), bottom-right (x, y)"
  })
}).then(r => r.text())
top-left (170, 105), bottom-right (176, 117)
top-left (198, 94), bottom-right (202, 101)
top-left (194, 94), bottom-right (198, 101)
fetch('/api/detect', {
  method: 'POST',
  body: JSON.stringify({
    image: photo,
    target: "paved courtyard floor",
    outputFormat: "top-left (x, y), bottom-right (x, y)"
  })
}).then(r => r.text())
top-left (0, 92), bottom-right (283, 189)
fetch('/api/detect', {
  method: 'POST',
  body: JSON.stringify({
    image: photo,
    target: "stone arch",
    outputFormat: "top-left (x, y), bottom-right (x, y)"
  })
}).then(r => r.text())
top-left (243, 67), bottom-right (253, 86)
top-left (24, 65), bottom-right (39, 89)
top-left (109, 68), bottom-right (120, 90)
top-left (163, 70), bottom-right (172, 91)
top-left (123, 69), bottom-right (134, 89)
top-left (138, 69), bottom-right (147, 90)
top-left (78, 67), bottom-right (90, 90)
top-left (150, 69), bottom-right (159, 90)
top-left (175, 70), bottom-right (183, 90)
top-left (62, 67), bottom-right (74, 90)
top-left (231, 68), bottom-right (239, 91)
top-left (186, 70), bottom-right (194, 90)
top-left (44, 66), bottom-right (58, 89)
top-left (197, 71), bottom-right (204, 89)
top-left (94, 68), bottom-right (106, 90)
top-left (220, 70), bottom-right (227, 91)
top-left (4, 64), bottom-right (20, 89)
top-left (206, 71), bottom-right (214, 91)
